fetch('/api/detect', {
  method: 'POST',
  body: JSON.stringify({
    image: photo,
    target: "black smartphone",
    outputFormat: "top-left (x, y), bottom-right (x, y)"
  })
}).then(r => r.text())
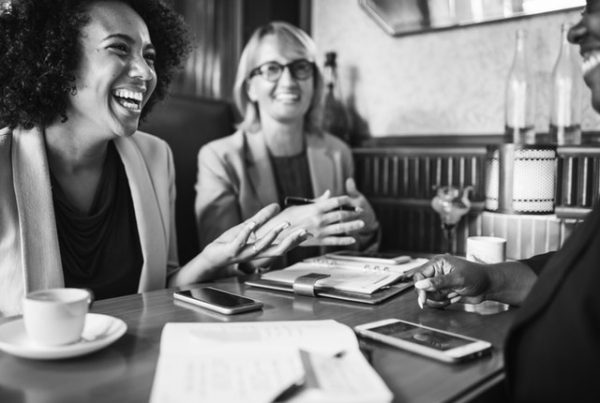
top-left (284, 196), bottom-right (357, 211)
top-left (173, 287), bottom-right (263, 315)
top-left (355, 318), bottom-right (492, 363)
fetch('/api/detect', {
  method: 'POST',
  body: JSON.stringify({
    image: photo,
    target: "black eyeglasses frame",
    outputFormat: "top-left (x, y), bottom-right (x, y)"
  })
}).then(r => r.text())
top-left (248, 59), bottom-right (315, 82)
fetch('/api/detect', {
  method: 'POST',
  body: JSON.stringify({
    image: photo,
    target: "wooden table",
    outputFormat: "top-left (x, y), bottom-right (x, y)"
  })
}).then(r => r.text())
top-left (0, 276), bottom-right (516, 403)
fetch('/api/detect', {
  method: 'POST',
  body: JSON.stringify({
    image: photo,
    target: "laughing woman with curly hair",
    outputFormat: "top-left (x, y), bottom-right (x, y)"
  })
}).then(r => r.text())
top-left (0, 0), bottom-right (306, 316)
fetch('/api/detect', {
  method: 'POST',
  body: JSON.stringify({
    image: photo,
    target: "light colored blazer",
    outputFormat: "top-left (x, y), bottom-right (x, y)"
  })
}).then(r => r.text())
top-left (0, 126), bottom-right (179, 317)
top-left (194, 129), bottom-right (375, 250)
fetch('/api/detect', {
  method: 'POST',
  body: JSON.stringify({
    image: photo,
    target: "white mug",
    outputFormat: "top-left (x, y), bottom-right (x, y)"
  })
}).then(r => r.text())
top-left (466, 236), bottom-right (506, 264)
top-left (23, 288), bottom-right (92, 346)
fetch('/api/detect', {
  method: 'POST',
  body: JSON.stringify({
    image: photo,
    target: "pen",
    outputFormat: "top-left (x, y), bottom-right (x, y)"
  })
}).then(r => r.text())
top-left (271, 377), bottom-right (306, 402)
top-left (284, 196), bottom-right (357, 212)
top-left (413, 273), bottom-right (427, 309)
top-left (271, 349), bottom-right (346, 402)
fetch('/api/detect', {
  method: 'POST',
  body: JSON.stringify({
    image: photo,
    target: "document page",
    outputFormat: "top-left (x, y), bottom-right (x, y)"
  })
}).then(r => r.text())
top-left (150, 320), bottom-right (392, 403)
top-left (151, 348), bottom-right (304, 403)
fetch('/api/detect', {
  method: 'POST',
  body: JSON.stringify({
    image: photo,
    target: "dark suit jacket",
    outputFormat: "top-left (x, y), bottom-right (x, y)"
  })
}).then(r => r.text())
top-left (505, 203), bottom-right (600, 402)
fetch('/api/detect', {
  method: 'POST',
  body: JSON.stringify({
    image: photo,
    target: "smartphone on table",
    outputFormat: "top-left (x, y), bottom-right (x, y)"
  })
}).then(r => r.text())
top-left (354, 318), bottom-right (492, 363)
top-left (173, 287), bottom-right (263, 315)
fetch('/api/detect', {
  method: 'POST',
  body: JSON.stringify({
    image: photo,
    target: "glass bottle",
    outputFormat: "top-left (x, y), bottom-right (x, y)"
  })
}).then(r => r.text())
top-left (322, 51), bottom-right (351, 144)
top-left (549, 22), bottom-right (582, 145)
top-left (504, 29), bottom-right (536, 144)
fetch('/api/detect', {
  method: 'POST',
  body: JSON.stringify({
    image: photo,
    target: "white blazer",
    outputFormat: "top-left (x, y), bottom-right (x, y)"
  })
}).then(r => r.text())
top-left (0, 126), bottom-right (179, 317)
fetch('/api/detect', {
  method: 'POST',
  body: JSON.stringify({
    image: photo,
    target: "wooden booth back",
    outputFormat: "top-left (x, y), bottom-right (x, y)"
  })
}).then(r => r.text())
top-left (140, 95), bottom-right (235, 264)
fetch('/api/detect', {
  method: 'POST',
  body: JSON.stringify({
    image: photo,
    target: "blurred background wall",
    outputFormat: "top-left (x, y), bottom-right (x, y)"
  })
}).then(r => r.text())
top-left (169, 0), bottom-right (599, 139)
top-left (312, 0), bottom-right (600, 137)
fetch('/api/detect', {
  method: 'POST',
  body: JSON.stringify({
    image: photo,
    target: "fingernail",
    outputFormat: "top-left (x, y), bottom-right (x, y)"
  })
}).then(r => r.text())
top-left (355, 207), bottom-right (363, 213)
top-left (247, 221), bottom-right (257, 230)
top-left (450, 296), bottom-right (461, 304)
top-left (414, 279), bottom-right (432, 290)
top-left (418, 294), bottom-right (425, 309)
top-left (278, 221), bottom-right (291, 230)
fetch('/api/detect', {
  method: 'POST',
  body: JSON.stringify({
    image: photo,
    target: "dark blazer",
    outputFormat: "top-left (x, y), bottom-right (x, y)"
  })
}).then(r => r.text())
top-left (505, 203), bottom-right (600, 402)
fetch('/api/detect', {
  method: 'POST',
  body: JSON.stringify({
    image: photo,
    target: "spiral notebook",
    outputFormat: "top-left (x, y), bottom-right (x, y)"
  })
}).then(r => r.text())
top-left (245, 255), bottom-right (427, 304)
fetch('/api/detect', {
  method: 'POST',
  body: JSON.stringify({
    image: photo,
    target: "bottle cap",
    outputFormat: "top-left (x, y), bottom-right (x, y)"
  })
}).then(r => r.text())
top-left (325, 51), bottom-right (337, 67)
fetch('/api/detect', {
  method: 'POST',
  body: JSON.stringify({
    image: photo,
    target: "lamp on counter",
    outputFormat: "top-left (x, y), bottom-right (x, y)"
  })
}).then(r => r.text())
top-left (485, 144), bottom-right (556, 214)
top-left (482, 144), bottom-right (561, 261)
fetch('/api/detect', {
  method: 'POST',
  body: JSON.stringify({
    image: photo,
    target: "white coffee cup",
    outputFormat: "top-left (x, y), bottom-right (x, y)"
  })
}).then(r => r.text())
top-left (466, 236), bottom-right (506, 264)
top-left (23, 288), bottom-right (92, 346)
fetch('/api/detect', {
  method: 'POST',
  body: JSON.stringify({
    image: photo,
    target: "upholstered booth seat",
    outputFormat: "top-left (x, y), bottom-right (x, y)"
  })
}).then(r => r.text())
top-left (140, 94), bottom-right (235, 264)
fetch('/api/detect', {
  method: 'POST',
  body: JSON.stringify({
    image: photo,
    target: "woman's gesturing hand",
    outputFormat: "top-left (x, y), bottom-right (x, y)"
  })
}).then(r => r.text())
top-left (345, 178), bottom-right (379, 246)
top-left (407, 255), bottom-right (491, 309)
top-left (201, 203), bottom-right (309, 268)
top-left (267, 191), bottom-right (366, 246)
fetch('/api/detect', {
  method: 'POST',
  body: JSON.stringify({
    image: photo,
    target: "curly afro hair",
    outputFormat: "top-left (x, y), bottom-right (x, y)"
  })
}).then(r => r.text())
top-left (0, 0), bottom-right (190, 129)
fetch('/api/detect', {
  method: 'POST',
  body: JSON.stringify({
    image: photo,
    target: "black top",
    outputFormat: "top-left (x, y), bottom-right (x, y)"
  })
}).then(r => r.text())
top-left (506, 204), bottom-right (600, 402)
top-left (50, 141), bottom-right (142, 300)
top-left (269, 150), bottom-right (314, 207)
top-left (520, 251), bottom-right (555, 275)
top-left (269, 150), bottom-right (319, 267)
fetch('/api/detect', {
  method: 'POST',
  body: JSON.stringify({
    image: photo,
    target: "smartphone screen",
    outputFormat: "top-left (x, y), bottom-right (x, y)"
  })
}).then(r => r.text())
top-left (355, 319), bottom-right (492, 363)
top-left (367, 321), bottom-right (472, 351)
top-left (174, 288), bottom-right (263, 314)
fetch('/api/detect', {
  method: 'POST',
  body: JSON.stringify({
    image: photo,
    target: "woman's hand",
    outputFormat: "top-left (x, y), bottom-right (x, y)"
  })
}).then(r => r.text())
top-left (407, 255), bottom-right (538, 309)
top-left (202, 203), bottom-right (308, 267)
top-left (267, 191), bottom-right (366, 246)
top-left (408, 255), bottom-right (491, 309)
top-left (171, 204), bottom-right (309, 286)
top-left (345, 178), bottom-right (379, 246)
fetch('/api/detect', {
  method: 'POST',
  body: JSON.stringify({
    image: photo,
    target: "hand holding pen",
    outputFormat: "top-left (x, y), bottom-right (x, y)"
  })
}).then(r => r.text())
top-left (284, 196), bottom-right (359, 212)
top-left (409, 255), bottom-right (490, 309)
top-left (257, 191), bottom-right (365, 247)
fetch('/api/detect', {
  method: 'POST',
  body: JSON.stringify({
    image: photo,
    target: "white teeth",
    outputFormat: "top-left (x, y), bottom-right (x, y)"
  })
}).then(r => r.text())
top-left (582, 51), bottom-right (600, 75)
top-left (113, 89), bottom-right (144, 102)
top-left (275, 93), bottom-right (299, 101)
top-left (113, 88), bottom-right (144, 112)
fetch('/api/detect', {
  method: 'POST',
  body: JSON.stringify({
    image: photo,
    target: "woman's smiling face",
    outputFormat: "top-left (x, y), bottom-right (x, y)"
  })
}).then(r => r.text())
top-left (67, 1), bottom-right (157, 137)
top-left (246, 33), bottom-right (314, 127)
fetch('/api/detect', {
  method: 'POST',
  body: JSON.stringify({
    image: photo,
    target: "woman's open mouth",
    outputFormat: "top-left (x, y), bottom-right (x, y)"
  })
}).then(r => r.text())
top-left (112, 88), bottom-right (144, 112)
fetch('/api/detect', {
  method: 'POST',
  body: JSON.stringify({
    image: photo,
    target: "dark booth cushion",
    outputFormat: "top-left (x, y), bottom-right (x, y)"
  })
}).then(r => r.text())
top-left (140, 94), bottom-right (234, 264)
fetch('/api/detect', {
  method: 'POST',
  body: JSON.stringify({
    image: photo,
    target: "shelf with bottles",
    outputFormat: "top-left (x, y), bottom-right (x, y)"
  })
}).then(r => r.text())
top-left (322, 51), bottom-right (352, 145)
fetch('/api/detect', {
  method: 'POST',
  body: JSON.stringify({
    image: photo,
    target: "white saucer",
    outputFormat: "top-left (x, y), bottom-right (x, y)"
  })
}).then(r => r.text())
top-left (0, 313), bottom-right (127, 360)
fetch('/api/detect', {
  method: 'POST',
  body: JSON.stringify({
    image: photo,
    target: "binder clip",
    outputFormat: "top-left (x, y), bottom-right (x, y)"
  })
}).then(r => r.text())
top-left (292, 273), bottom-right (330, 297)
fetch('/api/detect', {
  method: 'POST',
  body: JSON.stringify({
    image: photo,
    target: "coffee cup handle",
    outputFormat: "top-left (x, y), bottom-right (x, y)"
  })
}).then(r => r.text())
top-left (83, 288), bottom-right (95, 309)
